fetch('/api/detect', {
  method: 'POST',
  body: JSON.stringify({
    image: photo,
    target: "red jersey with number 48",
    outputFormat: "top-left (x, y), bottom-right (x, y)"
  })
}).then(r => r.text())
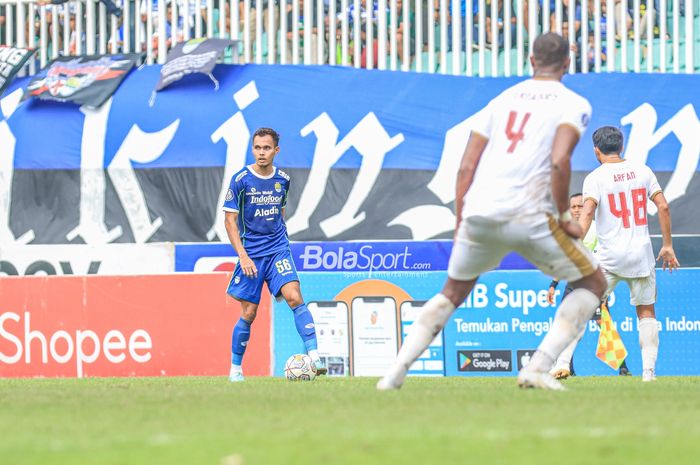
top-left (463, 79), bottom-right (592, 221)
top-left (582, 160), bottom-right (662, 278)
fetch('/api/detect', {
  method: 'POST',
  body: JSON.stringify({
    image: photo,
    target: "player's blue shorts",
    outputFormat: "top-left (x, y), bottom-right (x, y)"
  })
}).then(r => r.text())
top-left (226, 249), bottom-right (299, 304)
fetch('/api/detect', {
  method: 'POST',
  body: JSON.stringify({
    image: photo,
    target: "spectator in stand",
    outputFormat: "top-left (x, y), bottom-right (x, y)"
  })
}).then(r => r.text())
top-left (394, 0), bottom-right (415, 64)
top-left (287, 0), bottom-right (319, 63)
top-left (449, 0), bottom-right (520, 51)
top-left (176, 0), bottom-right (206, 37)
top-left (156, 1), bottom-right (185, 50)
top-left (139, 0), bottom-right (158, 51)
top-left (38, 0), bottom-right (122, 17)
top-left (66, 11), bottom-right (85, 55)
top-left (343, 0), bottom-right (378, 67)
top-left (547, 0), bottom-right (581, 33)
top-left (484, 0), bottom-right (517, 48)
top-left (614, 0), bottom-right (656, 39)
top-left (447, 0), bottom-right (466, 51)
top-left (37, 6), bottom-right (61, 57)
top-left (558, 16), bottom-right (582, 69)
top-left (110, 14), bottom-right (125, 53)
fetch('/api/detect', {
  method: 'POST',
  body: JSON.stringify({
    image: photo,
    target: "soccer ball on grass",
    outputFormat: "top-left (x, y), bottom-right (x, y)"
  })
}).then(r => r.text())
top-left (284, 354), bottom-right (317, 381)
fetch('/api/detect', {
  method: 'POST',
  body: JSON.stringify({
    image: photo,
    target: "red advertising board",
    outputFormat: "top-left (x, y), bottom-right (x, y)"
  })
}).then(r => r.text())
top-left (0, 274), bottom-right (271, 377)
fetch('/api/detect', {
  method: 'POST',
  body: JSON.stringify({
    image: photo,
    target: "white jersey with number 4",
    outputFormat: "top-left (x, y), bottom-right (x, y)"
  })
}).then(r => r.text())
top-left (582, 160), bottom-right (662, 278)
top-left (463, 79), bottom-right (592, 220)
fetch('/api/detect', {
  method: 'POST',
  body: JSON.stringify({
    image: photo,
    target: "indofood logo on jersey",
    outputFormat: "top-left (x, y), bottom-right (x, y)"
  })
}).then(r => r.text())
top-left (249, 193), bottom-right (284, 205)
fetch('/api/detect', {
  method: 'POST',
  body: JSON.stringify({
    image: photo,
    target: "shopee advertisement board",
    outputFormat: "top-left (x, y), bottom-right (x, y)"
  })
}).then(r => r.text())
top-left (0, 274), bottom-right (270, 377)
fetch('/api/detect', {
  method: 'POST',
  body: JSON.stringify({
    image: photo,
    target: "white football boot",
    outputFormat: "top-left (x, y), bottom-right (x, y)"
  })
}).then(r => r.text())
top-left (376, 364), bottom-right (409, 391)
top-left (642, 369), bottom-right (657, 382)
top-left (518, 369), bottom-right (566, 391)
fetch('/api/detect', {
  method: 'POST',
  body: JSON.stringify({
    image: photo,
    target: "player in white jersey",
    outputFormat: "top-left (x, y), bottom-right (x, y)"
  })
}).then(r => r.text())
top-left (547, 194), bottom-right (631, 379)
top-left (377, 33), bottom-right (608, 391)
top-left (575, 126), bottom-right (679, 381)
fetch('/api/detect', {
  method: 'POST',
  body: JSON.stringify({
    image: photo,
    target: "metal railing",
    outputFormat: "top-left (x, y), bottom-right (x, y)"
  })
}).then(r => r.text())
top-left (1, 0), bottom-right (698, 76)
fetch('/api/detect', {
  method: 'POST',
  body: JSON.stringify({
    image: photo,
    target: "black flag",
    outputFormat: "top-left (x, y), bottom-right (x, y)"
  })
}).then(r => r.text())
top-left (0, 46), bottom-right (36, 96)
top-left (23, 54), bottom-right (141, 109)
top-left (155, 38), bottom-right (234, 91)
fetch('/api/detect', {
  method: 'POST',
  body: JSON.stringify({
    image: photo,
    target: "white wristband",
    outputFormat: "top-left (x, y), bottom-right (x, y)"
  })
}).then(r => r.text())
top-left (560, 211), bottom-right (572, 222)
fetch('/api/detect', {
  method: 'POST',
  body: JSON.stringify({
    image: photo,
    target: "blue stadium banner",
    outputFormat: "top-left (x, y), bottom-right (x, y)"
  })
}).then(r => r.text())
top-left (1, 66), bottom-right (699, 245)
top-left (272, 269), bottom-right (700, 377)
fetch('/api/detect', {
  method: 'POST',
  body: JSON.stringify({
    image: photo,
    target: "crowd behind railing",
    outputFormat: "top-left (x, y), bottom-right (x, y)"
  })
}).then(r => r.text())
top-left (0, 0), bottom-right (698, 76)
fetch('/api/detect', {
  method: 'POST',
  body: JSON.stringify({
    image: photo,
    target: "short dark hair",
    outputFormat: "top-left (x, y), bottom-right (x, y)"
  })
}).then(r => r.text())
top-left (570, 192), bottom-right (582, 200)
top-left (592, 126), bottom-right (624, 155)
top-left (532, 33), bottom-right (569, 68)
top-left (253, 127), bottom-right (280, 146)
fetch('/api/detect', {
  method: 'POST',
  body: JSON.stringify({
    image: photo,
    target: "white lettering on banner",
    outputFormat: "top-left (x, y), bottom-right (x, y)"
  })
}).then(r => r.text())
top-left (511, 318), bottom-right (555, 336)
top-left (471, 284), bottom-right (489, 308)
top-left (621, 316), bottom-right (634, 332)
top-left (454, 318), bottom-right (509, 333)
top-left (665, 317), bottom-right (700, 332)
top-left (494, 283), bottom-right (551, 315)
top-left (3, 86), bottom-right (698, 244)
top-left (66, 99), bottom-right (123, 244)
top-left (209, 81), bottom-right (259, 241)
top-left (0, 312), bottom-right (153, 378)
top-left (387, 113), bottom-right (482, 240)
top-left (387, 205), bottom-right (455, 240)
top-left (286, 112), bottom-right (404, 237)
top-left (622, 103), bottom-right (700, 215)
top-left (458, 284), bottom-right (489, 308)
top-left (106, 121), bottom-right (177, 242)
top-left (394, 103), bottom-right (700, 240)
top-left (67, 100), bottom-right (177, 244)
top-left (453, 317), bottom-right (556, 337)
top-left (427, 113), bottom-right (481, 204)
top-left (0, 88), bottom-right (35, 245)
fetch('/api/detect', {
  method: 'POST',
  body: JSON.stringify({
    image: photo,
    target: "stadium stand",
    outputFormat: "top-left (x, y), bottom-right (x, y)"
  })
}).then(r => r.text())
top-left (0, 0), bottom-right (698, 75)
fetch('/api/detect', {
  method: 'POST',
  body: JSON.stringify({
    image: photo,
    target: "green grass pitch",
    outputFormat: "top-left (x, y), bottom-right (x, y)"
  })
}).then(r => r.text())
top-left (1, 376), bottom-right (699, 465)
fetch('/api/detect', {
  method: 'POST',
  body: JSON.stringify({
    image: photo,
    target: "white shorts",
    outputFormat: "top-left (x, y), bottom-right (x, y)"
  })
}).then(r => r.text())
top-left (448, 213), bottom-right (598, 283)
top-left (602, 267), bottom-right (656, 306)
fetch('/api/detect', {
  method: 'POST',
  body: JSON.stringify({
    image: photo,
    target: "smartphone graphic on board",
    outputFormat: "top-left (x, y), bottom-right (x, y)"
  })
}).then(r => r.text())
top-left (350, 296), bottom-right (399, 376)
top-left (400, 300), bottom-right (445, 376)
top-left (307, 301), bottom-right (350, 376)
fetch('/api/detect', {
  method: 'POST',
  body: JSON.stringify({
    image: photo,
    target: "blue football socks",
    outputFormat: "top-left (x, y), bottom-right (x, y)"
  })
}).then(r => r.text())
top-left (231, 317), bottom-right (252, 365)
top-left (292, 303), bottom-right (318, 352)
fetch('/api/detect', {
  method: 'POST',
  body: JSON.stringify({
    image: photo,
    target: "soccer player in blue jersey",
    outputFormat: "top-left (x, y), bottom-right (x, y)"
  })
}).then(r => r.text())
top-left (222, 127), bottom-right (326, 382)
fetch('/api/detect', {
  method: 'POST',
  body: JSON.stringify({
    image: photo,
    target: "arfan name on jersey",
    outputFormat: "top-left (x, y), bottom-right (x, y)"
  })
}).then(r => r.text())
top-left (613, 171), bottom-right (636, 182)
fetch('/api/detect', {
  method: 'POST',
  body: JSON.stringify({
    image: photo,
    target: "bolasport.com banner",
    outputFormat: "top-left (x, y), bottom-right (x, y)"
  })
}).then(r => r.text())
top-left (174, 241), bottom-right (533, 274)
top-left (0, 274), bottom-right (270, 377)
